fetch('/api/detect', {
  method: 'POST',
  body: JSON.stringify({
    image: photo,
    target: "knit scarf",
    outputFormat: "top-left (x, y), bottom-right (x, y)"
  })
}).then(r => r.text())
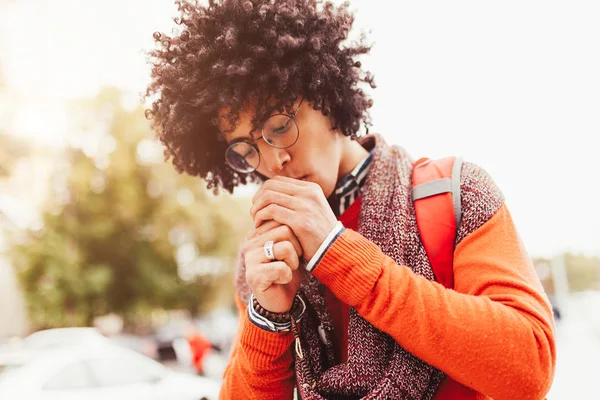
top-left (294, 134), bottom-right (445, 399)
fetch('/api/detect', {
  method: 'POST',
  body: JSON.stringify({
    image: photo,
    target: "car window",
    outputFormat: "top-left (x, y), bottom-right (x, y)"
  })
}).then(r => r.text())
top-left (86, 354), bottom-right (165, 387)
top-left (43, 361), bottom-right (96, 390)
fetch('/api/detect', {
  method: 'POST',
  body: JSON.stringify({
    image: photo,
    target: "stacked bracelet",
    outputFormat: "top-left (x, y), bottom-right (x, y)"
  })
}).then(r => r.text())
top-left (252, 295), bottom-right (302, 323)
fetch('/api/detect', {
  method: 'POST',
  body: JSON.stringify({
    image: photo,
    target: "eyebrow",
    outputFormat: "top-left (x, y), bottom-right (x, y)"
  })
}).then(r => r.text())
top-left (228, 136), bottom-right (251, 145)
top-left (221, 101), bottom-right (288, 144)
top-left (226, 130), bottom-right (262, 146)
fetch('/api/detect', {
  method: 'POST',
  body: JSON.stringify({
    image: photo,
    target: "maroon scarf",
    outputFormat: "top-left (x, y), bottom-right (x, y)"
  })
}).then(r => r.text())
top-left (234, 133), bottom-right (503, 399)
top-left (292, 134), bottom-right (445, 399)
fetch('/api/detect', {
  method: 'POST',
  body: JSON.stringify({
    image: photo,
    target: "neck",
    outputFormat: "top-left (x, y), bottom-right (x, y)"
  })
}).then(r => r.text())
top-left (337, 137), bottom-right (370, 183)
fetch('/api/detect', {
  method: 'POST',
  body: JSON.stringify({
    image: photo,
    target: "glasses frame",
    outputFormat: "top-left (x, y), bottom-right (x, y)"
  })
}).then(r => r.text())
top-left (225, 97), bottom-right (304, 174)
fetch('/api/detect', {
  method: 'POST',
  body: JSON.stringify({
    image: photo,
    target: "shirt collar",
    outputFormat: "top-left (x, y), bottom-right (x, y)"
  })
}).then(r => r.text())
top-left (329, 151), bottom-right (373, 216)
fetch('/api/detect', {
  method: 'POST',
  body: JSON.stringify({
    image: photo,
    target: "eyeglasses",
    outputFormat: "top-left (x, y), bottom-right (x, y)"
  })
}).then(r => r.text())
top-left (225, 98), bottom-right (304, 174)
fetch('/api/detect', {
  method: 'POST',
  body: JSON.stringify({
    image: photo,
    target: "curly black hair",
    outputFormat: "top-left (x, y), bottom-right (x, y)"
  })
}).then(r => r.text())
top-left (145, 0), bottom-right (375, 193)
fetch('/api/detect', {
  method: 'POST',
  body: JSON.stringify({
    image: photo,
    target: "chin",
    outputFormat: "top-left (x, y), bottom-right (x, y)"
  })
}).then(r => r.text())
top-left (320, 181), bottom-right (337, 199)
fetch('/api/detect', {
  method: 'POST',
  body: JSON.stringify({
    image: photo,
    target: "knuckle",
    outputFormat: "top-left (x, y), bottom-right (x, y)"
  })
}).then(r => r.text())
top-left (308, 182), bottom-right (319, 194)
top-left (297, 217), bottom-right (311, 233)
top-left (282, 241), bottom-right (295, 258)
top-left (245, 247), bottom-right (261, 264)
top-left (268, 263), bottom-right (284, 281)
top-left (272, 261), bottom-right (290, 280)
top-left (241, 238), bottom-right (253, 254)
top-left (285, 248), bottom-right (300, 268)
top-left (282, 224), bottom-right (293, 238)
top-left (245, 267), bottom-right (258, 287)
top-left (274, 224), bottom-right (292, 241)
top-left (256, 207), bottom-right (268, 219)
top-left (262, 181), bottom-right (274, 191)
top-left (244, 238), bottom-right (259, 253)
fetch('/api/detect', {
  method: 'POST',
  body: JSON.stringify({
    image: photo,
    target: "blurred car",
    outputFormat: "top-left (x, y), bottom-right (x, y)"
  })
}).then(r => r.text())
top-left (0, 343), bottom-right (220, 400)
top-left (20, 328), bottom-right (158, 360)
top-left (22, 328), bottom-right (108, 350)
top-left (107, 333), bottom-right (159, 360)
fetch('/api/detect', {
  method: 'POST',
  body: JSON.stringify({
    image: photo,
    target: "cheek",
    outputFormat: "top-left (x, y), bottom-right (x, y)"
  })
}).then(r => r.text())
top-left (311, 158), bottom-right (340, 198)
top-left (255, 164), bottom-right (274, 179)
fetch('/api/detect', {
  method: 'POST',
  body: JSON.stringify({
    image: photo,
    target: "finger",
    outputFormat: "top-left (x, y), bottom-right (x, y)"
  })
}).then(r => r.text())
top-left (252, 178), bottom-right (303, 204)
top-left (246, 261), bottom-right (293, 292)
top-left (244, 223), bottom-right (303, 259)
top-left (253, 220), bottom-right (282, 236)
top-left (247, 242), bottom-right (300, 271)
top-left (271, 175), bottom-right (310, 186)
top-left (247, 220), bottom-right (280, 241)
top-left (254, 203), bottom-right (295, 229)
top-left (250, 190), bottom-right (297, 218)
top-left (246, 238), bottom-right (301, 267)
top-left (253, 224), bottom-right (303, 257)
top-left (272, 241), bottom-right (300, 270)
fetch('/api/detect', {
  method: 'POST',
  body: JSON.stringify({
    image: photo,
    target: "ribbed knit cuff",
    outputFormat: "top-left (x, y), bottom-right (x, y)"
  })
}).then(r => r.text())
top-left (312, 229), bottom-right (384, 306)
top-left (240, 307), bottom-right (295, 370)
top-left (305, 221), bottom-right (345, 272)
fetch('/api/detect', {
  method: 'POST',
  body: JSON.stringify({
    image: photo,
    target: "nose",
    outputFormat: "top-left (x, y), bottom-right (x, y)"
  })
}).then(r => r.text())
top-left (259, 145), bottom-right (290, 174)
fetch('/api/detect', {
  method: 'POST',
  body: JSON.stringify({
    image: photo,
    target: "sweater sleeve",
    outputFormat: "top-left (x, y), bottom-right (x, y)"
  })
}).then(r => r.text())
top-left (311, 205), bottom-right (556, 400)
top-left (219, 293), bottom-right (296, 400)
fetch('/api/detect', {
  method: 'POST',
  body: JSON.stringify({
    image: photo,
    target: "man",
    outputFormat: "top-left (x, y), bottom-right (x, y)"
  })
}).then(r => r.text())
top-left (145, 1), bottom-right (555, 398)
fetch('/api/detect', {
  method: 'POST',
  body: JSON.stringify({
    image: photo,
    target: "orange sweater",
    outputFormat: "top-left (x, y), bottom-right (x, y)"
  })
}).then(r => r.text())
top-left (220, 205), bottom-right (556, 399)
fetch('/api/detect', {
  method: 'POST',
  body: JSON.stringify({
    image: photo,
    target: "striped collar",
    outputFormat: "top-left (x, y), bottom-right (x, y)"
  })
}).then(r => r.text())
top-left (329, 151), bottom-right (373, 216)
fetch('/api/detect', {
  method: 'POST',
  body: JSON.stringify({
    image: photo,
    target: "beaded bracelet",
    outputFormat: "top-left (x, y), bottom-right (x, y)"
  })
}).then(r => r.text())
top-left (252, 295), bottom-right (302, 323)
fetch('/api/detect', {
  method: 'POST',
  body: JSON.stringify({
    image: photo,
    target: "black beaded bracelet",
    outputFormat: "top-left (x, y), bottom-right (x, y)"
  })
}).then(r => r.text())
top-left (252, 295), bottom-right (302, 323)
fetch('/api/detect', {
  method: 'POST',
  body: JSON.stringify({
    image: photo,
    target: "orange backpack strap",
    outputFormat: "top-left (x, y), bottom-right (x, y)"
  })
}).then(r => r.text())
top-left (411, 156), bottom-right (463, 289)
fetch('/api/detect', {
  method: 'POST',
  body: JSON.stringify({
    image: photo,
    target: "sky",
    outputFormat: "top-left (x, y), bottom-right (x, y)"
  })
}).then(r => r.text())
top-left (1, 0), bottom-right (599, 258)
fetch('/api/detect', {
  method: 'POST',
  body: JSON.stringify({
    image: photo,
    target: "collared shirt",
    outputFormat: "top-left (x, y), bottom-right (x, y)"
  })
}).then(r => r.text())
top-left (329, 151), bottom-right (373, 217)
top-left (248, 151), bottom-right (373, 332)
top-left (305, 151), bottom-right (373, 272)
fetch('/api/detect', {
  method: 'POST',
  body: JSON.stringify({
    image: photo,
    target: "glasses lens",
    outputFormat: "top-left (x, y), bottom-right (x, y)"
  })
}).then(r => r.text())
top-left (262, 114), bottom-right (299, 149)
top-left (225, 142), bottom-right (259, 173)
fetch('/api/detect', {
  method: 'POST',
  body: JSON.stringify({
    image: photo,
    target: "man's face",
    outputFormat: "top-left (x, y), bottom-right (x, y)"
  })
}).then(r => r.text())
top-left (220, 99), bottom-right (344, 198)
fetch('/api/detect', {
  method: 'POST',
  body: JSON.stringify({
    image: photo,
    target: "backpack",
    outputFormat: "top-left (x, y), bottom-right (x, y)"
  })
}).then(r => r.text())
top-left (412, 156), bottom-right (463, 289)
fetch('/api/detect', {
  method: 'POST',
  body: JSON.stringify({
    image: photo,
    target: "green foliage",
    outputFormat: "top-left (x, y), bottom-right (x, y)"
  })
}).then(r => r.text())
top-left (8, 88), bottom-right (252, 330)
top-left (0, 133), bottom-right (29, 177)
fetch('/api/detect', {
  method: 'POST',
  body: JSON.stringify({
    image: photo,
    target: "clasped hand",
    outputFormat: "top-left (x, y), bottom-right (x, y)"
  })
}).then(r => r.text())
top-left (243, 176), bottom-right (337, 313)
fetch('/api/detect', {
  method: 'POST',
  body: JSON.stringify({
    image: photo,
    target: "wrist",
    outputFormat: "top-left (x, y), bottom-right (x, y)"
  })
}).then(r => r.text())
top-left (305, 221), bottom-right (345, 272)
top-left (248, 293), bottom-right (306, 333)
top-left (253, 295), bottom-right (301, 322)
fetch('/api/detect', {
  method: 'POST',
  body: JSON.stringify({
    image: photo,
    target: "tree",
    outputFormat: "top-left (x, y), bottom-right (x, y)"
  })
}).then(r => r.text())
top-left (9, 87), bottom-right (252, 329)
top-left (0, 57), bottom-right (28, 177)
top-left (0, 133), bottom-right (29, 177)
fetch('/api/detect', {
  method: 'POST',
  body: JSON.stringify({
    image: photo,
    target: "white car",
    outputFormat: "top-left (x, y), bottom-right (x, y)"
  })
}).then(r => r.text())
top-left (17, 327), bottom-right (159, 360)
top-left (0, 343), bottom-right (220, 400)
top-left (21, 328), bottom-right (109, 350)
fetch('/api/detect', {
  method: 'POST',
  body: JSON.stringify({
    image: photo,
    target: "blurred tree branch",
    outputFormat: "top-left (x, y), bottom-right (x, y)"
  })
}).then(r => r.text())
top-left (0, 132), bottom-right (29, 177)
top-left (8, 87), bottom-right (252, 330)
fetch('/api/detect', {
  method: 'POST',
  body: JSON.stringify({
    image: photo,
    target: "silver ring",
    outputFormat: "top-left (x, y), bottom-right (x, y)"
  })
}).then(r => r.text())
top-left (263, 240), bottom-right (275, 260)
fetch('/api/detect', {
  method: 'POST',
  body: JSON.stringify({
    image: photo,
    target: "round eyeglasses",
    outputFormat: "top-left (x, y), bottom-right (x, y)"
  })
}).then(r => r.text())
top-left (225, 98), bottom-right (303, 174)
